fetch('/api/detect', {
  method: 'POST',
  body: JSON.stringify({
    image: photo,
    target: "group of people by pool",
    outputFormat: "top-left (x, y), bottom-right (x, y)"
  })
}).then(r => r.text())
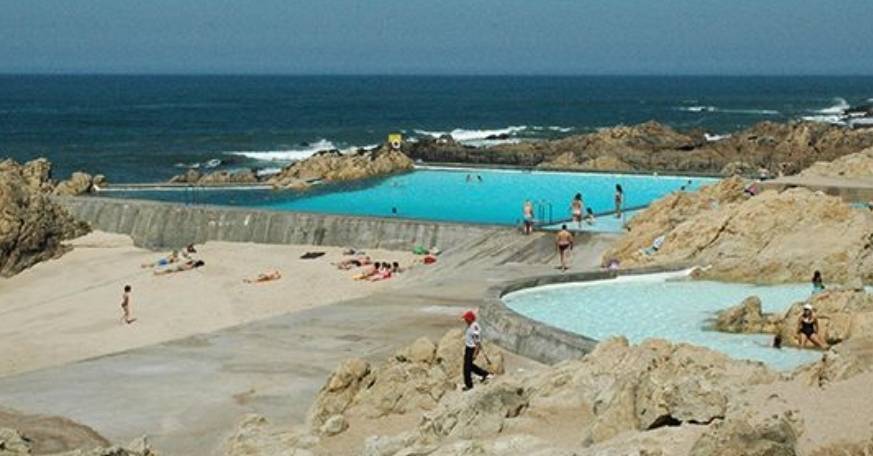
top-left (521, 184), bottom-right (625, 235)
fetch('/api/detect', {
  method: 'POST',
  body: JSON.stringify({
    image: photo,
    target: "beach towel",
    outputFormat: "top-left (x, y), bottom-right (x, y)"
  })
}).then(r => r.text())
top-left (300, 251), bottom-right (326, 259)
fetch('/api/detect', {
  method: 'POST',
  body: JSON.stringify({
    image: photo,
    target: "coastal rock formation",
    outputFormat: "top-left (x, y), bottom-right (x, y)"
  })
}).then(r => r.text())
top-left (688, 413), bottom-right (798, 456)
top-left (405, 120), bottom-right (873, 175)
top-left (713, 296), bottom-right (780, 334)
top-left (53, 171), bottom-right (97, 196)
top-left (307, 330), bottom-right (505, 431)
top-left (0, 427), bottom-right (156, 456)
top-left (799, 146), bottom-right (873, 179)
top-left (776, 290), bottom-right (873, 348)
top-left (269, 147), bottom-right (414, 189)
top-left (794, 336), bottom-right (873, 387)
top-left (224, 414), bottom-right (316, 456)
top-left (0, 159), bottom-right (90, 276)
top-left (605, 183), bottom-right (873, 284)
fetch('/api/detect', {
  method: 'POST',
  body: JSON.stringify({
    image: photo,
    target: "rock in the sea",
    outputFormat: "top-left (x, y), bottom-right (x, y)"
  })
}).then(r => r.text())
top-left (269, 146), bottom-right (414, 189)
top-left (53, 171), bottom-right (95, 196)
top-left (605, 181), bottom-right (873, 284)
top-left (0, 159), bottom-right (90, 277)
top-left (713, 296), bottom-right (780, 334)
top-left (689, 413), bottom-right (798, 456)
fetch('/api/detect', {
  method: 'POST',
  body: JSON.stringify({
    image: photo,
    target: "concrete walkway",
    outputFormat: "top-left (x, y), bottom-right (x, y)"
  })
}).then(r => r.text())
top-left (0, 232), bottom-right (615, 455)
top-left (761, 175), bottom-right (873, 203)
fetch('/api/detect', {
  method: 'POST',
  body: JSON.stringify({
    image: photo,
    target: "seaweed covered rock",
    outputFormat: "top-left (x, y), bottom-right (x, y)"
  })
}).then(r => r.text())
top-left (0, 159), bottom-right (90, 276)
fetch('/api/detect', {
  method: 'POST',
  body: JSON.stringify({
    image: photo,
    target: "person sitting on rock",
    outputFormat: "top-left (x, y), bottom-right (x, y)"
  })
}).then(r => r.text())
top-left (811, 270), bottom-right (825, 294)
top-left (462, 310), bottom-right (492, 391)
top-left (796, 304), bottom-right (828, 350)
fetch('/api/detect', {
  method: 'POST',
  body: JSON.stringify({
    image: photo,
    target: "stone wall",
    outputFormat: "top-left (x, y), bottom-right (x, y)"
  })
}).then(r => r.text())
top-left (482, 265), bottom-right (688, 364)
top-left (57, 196), bottom-right (506, 250)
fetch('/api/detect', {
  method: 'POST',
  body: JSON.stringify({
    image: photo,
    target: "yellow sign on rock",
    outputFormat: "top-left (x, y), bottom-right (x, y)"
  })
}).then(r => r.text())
top-left (388, 133), bottom-right (403, 150)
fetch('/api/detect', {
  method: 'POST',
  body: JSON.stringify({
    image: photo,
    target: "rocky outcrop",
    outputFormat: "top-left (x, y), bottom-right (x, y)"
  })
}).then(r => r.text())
top-left (794, 336), bottom-right (873, 387)
top-left (776, 290), bottom-right (873, 348)
top-left (712, 296), bottom-right (781, 334)
top-left (223, 414), bottom-right (316, 456)
top-left (405, 121), bottom-right (873, 175)
top-left (0, 159), bottom-right (90, 276)
top-left (604, 184), bottom-right (873, 284)
top-left (0, 427), bottom-right (155, 456)
top-left (799, 146), bottom-right (873, 179)
top-left (53, 172), bottom-right (98, 196)
top-left (306, 331), bottom-right (505, 431)
top-left (601, 176), bottom-right (746, 267)
top-left (269, 147), bottom-right (414, 189)
top-left (689, 413), bottom-right (798, 456)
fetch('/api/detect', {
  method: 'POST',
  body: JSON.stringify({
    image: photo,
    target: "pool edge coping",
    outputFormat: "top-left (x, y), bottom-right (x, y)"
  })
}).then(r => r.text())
top-left (481, 263), bottom-right (692, 365)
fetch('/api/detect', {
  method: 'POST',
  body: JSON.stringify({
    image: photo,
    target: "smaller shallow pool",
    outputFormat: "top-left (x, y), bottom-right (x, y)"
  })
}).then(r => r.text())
top-left (503, 271), bottom-right (822, 370)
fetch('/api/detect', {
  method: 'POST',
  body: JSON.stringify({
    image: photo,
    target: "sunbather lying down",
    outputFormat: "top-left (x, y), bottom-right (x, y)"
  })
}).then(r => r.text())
top-left (244, 270), bottom-right (282, 283)
top-left (334, 255), bottom-right (371, 270)
top-left (154, 259), bottom-right (206, 276)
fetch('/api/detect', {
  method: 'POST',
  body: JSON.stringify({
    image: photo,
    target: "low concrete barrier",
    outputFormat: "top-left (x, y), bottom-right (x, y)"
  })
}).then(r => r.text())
top-left (481, 265), bottom-right (688, 364)
top-left (58, 196), bottom-right (508, 250)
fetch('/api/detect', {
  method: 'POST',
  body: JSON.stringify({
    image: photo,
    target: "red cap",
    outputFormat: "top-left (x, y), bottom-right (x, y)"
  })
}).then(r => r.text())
top-left (462, 310), bottom-right (476, 322)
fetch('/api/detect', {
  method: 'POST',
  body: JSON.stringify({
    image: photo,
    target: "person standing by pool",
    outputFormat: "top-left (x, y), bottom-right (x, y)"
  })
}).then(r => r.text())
top-left (462, 310), bottom-right (491, 391)
top-left (522, 200), bottom-right (535, 235)
top-left (811, 270), bottom-right (825, 294)
top-left (555, 225), bottom-right (574, 271)
top-left (570, 193), bottom-right (584, 228)
top-left (796, 304), bottom-right (828, 349)
top-left (614, 184), bottom-right (624, 218)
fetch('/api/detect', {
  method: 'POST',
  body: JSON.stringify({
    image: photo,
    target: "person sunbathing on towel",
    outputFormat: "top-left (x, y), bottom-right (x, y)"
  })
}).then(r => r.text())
top-left (244, 270), bottom-right (282, 283)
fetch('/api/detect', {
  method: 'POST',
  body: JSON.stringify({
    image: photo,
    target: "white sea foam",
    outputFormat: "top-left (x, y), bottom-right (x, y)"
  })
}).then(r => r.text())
top-left (174, 158), bottom-right (224, 169)
top-left (679, 105), bottom-right (717, 113)
top-left (678, 106), bottom-right (779, 115)
top-left (227, 139), bottom-right (336, 161)
top-left (815, 98), bottom-right (850, 115)
top-left (705, 133), bottom-right (731, 142)
top-left (801, 115), bottom-right (846, 125)
top-left (414, 126), bottom-right (528, 143)
top-left (256, 167), bottom-right (283, 177)
top-left (547, 126), bottom-right (574, 132)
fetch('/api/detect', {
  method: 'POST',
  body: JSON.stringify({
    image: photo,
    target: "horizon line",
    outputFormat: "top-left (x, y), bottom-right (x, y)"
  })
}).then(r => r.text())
top-left (2, 72), bottom-right (873, 78)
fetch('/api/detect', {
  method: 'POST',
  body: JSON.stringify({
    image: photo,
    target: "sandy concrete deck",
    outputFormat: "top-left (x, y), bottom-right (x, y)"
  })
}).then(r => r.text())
top-left (0, 232), bottom-right (615, 455)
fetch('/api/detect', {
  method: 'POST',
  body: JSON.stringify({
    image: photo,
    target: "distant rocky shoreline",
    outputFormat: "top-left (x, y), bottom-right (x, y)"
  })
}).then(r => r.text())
top-left (167, 119), bottom-right (873, 187)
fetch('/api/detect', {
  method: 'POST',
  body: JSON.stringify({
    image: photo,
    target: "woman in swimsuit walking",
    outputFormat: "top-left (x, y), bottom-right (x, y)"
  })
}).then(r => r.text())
top-left (796, 304), bottom-right (828, 349)
top-left (570, 193), bottom-right (584, 228)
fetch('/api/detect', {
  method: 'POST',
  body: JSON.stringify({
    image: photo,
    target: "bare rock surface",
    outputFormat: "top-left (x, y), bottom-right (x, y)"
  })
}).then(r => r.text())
top-left (0, 159), bottom-right (90, 276)
top-left (799, 146), bottom-right (873, 179)
top-left (713, 296), bottom-right (781, 334)
top-left (604, 181), bottom-right (873, 284)
top-left (269, 147), bottom-right (413, 189)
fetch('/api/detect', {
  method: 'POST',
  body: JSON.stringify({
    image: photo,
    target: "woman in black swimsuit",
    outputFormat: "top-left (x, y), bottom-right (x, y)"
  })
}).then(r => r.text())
top-left (796, 304), bottom-right (828, 349)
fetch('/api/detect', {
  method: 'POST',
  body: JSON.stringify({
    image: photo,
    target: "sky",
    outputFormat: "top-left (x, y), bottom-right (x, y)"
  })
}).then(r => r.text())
top-left (1, 0), bottom-right (872, 75)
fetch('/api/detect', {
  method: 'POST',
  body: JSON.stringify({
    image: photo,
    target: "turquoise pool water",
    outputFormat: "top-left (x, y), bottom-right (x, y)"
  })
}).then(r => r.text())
top-left (503, 271), bottom-right (822, 370)
top-left (104, 167), bottom-right (716, 226)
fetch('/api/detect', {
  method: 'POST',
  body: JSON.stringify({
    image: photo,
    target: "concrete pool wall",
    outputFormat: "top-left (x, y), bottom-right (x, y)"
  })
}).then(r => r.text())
top-left (57, 196), bottom-right (511, 250)
top-left (481, 265), bottom-right (689, 364)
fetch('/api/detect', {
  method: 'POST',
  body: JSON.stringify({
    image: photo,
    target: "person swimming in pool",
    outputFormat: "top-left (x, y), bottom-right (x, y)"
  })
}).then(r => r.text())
top-left (570, 193), bottom-right (584, 228)
top-left (811, 270), bottom-right (825, 294)
top-left (796, 304), bottom-right (828, 349)
top-left (555, 225), bottom-right (574, 271)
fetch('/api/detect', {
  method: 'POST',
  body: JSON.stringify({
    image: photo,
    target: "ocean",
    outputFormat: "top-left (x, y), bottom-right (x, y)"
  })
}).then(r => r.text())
top-left (1, 75), bottom-right (871, 182)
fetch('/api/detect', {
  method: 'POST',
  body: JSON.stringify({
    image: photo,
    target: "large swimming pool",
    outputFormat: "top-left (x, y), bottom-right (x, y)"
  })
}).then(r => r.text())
top-left (503, 271), bottom-right (822, 370)
top-left (101, 168), bottom-right (716, 226)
